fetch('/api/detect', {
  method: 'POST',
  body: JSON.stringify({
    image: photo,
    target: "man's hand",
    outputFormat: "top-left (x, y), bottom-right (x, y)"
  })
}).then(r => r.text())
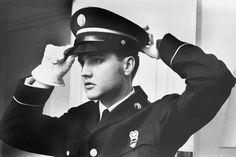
top-left (31, 44), bottom-right (76, 86)
top-left (141, 26), bottom-right (160, 59)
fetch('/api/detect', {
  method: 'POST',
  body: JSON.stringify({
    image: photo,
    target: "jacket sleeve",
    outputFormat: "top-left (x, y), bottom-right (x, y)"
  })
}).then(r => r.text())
top-left (157, 33), bottom-right (236, 146)
top-left (0, 78), bottom-right (67, 156)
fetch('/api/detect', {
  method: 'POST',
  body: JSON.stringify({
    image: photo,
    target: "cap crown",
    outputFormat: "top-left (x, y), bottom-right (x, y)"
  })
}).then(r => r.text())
top-left (70, 7), bottom-right (149, 52)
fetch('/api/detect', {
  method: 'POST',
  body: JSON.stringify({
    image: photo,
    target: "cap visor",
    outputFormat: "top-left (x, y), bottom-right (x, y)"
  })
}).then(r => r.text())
top-left (71, 42), bottom-right (107, 55)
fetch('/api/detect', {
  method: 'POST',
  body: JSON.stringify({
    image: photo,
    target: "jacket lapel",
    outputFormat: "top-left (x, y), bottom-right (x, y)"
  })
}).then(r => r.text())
top-left (84, 101), bottom-right (100, 133)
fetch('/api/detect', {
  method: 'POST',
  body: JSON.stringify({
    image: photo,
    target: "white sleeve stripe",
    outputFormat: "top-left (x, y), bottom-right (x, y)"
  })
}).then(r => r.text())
top-left (13, 96), bottom-right (41, 107)
top-left (170, 43), bottom-right (189, 67)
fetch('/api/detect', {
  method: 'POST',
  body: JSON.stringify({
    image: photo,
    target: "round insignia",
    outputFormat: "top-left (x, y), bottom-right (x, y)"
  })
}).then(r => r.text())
top-left (121, 40), bottom-right (126, 45)
top-left (134, 102), bottom-right (142, 110)
top-left (77, 14), bottom-right (86, 27)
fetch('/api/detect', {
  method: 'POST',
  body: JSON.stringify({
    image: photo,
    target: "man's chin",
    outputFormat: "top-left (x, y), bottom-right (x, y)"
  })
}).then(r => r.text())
top-left (86, 93), bottom-right (101, 101)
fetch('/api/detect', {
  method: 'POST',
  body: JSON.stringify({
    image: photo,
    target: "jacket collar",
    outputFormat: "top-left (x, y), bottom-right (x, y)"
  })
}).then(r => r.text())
top-left (98, 88), bottom-right (135, 120)
top-left (92, 86), bottom-right (149, 133)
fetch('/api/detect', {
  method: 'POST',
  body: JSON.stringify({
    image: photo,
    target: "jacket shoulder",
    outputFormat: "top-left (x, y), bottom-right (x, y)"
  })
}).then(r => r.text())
top-left (152, 93), bottom-right (180, 108)
top-left (62, 101), bottom-right (96, 117)
top-left (149, 93), bottom-right (180, 123)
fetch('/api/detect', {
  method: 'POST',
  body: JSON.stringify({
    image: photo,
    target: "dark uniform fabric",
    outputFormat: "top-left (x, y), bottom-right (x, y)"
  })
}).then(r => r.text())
top-left (0, 34), bottom-right (235, 157)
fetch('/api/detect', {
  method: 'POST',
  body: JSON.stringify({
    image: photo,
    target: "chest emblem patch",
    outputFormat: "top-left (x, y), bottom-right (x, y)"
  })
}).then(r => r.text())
top-left (129, 130), bottom-right (139, 148)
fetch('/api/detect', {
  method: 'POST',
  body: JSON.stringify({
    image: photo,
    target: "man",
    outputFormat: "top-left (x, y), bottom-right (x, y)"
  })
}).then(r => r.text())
top-left (0, 7), bottom-right (235, 157)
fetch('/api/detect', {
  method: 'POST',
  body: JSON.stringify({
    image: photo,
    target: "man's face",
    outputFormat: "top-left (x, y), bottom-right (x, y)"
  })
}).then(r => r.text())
top-left (79, 51), bottom-right (126, 101)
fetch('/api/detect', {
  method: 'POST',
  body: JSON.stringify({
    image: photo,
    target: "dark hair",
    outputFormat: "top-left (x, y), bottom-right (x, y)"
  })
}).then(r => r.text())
top-left (114, 50), bottom-right (140, 80)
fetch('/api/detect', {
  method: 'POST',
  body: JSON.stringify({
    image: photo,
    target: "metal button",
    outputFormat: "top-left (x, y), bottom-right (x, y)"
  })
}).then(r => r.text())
top-left (90, 148), bottom-right (97, 157)
top-left (134, 102), bottom-right (142, 110)
top-left (121, 40), bottom-right (126, 45)
top-left (66, 150), bottom-right (70, 156)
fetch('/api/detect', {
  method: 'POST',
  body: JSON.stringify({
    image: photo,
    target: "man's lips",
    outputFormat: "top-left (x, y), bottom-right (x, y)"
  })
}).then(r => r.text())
top-left (84, 82), bottom-right (95, 89)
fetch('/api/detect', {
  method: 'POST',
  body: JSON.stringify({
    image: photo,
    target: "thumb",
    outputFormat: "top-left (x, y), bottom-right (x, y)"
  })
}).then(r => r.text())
top-left (142, 45), bottom-right (159, 59)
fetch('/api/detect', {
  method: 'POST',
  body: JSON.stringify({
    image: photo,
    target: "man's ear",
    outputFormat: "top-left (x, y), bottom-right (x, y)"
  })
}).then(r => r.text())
top-left (123, 56), bottom-right (135, 76)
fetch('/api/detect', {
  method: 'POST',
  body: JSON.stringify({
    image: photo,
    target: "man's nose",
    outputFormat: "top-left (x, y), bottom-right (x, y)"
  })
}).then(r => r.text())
top-left (81, 64), bottom-right (92, 78)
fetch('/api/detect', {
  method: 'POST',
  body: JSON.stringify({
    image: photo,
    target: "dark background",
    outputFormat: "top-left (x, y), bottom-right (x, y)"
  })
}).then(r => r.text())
top-left (0, 0), bottom-right (73, 156)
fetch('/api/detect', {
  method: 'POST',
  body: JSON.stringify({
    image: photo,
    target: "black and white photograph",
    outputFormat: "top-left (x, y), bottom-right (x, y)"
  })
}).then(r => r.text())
top-left (0, 0), bottom-right (236, 157)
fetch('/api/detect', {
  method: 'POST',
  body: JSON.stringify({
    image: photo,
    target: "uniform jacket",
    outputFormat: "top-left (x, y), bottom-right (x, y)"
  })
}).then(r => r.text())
top-left (0, 34), bottom-right (235, 157)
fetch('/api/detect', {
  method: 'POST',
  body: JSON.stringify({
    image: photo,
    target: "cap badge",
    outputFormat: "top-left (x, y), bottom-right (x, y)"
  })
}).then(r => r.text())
top-left (129, 130), bottom-right (139, 148)
top-left (77, 14), bottom-right (86, 27)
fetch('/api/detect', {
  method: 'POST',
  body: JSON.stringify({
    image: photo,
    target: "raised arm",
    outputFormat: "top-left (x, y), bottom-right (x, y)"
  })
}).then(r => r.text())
top-left (0, 44), bottom-right (76, 155)
top-left (143, 33), bottom-right (235, 145)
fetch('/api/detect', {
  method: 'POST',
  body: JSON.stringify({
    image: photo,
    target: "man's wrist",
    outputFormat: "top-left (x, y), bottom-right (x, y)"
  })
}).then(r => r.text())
top-left (24, 77), bottom-right (52, 89)
top-left (32, 81), bottom-right (53, 89)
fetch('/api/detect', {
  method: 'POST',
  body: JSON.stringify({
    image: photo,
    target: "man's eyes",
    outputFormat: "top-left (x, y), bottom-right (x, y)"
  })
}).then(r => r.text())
top-left (91, 57), bottom-right (104, 64)
top-left (79, 56), bottom-right (105, 66)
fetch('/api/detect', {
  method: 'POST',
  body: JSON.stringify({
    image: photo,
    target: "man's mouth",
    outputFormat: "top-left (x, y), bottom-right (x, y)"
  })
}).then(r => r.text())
top-left (84, 82), bottom-right (95, 89)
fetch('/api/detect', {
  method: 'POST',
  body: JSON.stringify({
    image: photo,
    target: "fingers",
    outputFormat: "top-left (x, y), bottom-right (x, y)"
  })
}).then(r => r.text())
top-left (44, 44), bottom-right (63, 64)
top-left (141, 25), bottom-right (161, 59)
top-left (41, 44), bottom-right (76, 72)
top-left (44, 44), bottom-right (73, 64)
top-left (148, 34), bottom-right (154, 46)
top-left (142, 46), bottom-right (159, 59)
top-left (156, 39), bottom-right (162, 50)
top-left (142, 25), bottom-right (150, 31)
top-left (65, 55), bottom-right (76, 68)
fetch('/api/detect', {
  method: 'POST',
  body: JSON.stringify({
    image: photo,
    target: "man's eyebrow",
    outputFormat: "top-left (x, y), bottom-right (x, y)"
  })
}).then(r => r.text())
top-left (79, 53), bottom-right (105, 62)
top-left (86, 53), bottom-right (105, 58)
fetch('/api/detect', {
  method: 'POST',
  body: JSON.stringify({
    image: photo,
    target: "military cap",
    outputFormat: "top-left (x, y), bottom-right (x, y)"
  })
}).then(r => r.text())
top-left (69, 7), bottom-right (149, 55)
